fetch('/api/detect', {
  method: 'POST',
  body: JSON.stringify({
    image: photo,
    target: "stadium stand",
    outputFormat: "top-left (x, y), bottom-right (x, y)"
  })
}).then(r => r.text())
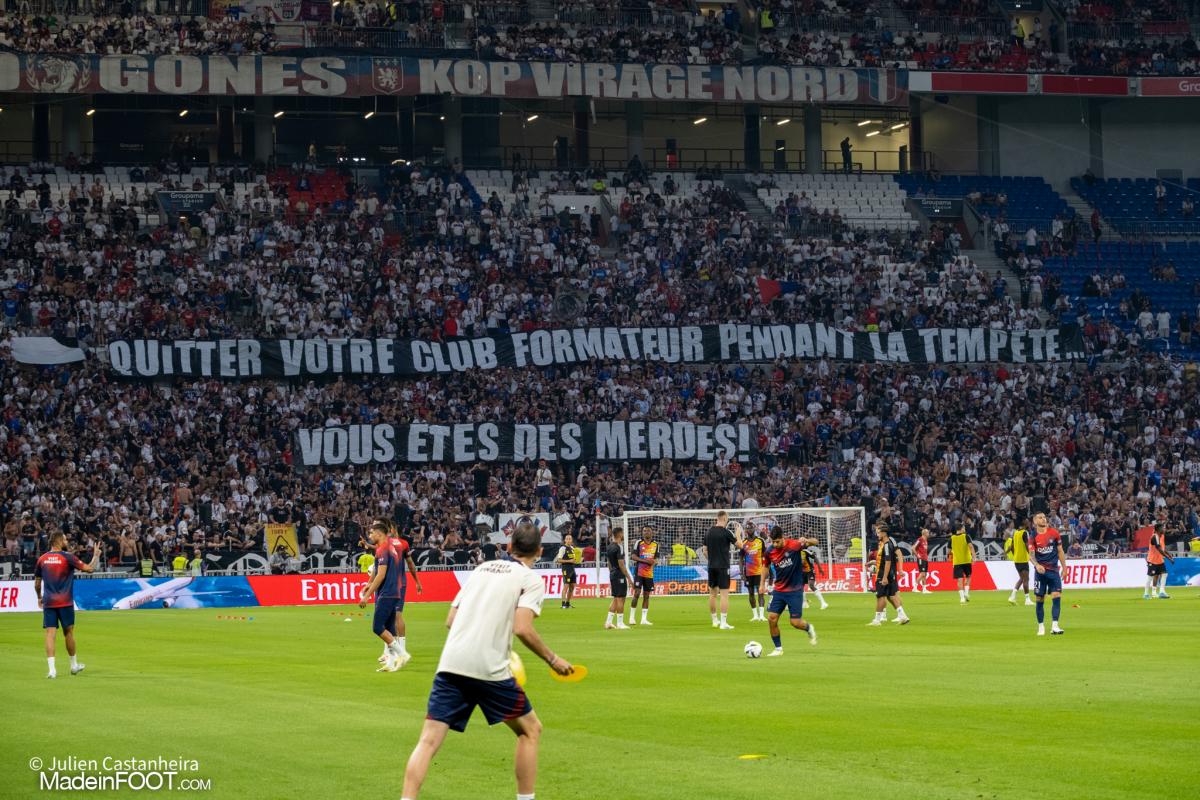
top-left (1070, 177), bottom-right (1200, 237)
top-left (894, 174), bottom-right (1074, 236)
top-left (753, 173), bottom-right (920, 232)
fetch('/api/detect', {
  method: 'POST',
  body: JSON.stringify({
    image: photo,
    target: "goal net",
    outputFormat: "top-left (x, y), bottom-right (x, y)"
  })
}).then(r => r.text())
top-left (617, 506), bottom-right (868, 596)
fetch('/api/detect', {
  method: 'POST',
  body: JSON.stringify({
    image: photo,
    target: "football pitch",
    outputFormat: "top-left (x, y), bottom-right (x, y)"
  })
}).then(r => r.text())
top-left (1, 589), bottom-right (1196, 800)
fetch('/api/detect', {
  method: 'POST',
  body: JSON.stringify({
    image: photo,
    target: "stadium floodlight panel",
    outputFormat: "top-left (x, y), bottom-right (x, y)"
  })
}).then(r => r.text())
top-left (178, 109), bottom-right (189, 117)
top-left (364, 111), bottom-right (375, 119)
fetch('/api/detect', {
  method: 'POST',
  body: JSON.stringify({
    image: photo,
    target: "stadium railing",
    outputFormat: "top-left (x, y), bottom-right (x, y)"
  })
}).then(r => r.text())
top-left (487, 145), bottom-right (924, 174)
top-left (304, 26), bottom-right (449, 49)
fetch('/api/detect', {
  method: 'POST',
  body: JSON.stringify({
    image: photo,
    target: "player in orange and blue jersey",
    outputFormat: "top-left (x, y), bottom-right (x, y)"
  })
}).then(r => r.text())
top-left (34, 532), bottom-right (101, 678)
top-left (627, 526), bottom-right (660, 626)
top-left (763, 530), bottom-right (819, 656)
top-left (741, 531), bottom-right (767, 622)
top-left (1029, 512), bottom-right (1067, 636)
top-left (359, 521), bottom-right (408, 671)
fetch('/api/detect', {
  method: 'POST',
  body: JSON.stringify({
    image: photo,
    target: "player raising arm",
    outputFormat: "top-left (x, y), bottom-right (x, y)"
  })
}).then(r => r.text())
top-left (763, 530), bottom-right (819, 657)
top-left (627, 526), bottom-right (660, 626)
top-left (1029, 512), bottom-right (1067, 636)
top-left (34, 532), bottom-right (102, 678)
top-left (401, 522), bottom-right (573, 800)
top-left (1144, 522), bottom-right (1175, 599)
top-left (703, 511), bottom-right (743, 630)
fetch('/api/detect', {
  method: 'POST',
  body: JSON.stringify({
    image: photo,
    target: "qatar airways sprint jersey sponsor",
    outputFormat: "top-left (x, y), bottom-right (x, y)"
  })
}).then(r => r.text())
top-left (35, 550), bottom-right (86, 608)
top-left (634, 540), bottom-right (658, 579)
top-left (1030, 529), bottom-right (1063, 572)
top-left (742, 537), bottom-right (766, 577)
top-left (765, 539), bottom-right (806, 593)
top-left (374, 541), bottom-right (402, 599)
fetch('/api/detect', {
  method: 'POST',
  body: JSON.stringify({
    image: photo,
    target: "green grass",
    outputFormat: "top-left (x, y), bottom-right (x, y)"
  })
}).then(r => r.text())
top-left (1, 589), bottom-right (1197, 800)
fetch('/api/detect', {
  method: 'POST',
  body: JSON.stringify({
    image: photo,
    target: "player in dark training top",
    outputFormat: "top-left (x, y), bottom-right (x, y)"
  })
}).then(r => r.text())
top-left (702, 510), bottom-right (743, 630)
top-left (867, 524), bottom-right (910, 626)
top-left (1029, 512), bottom-right (1067, 636)
top-left (762, 530), bottom-right (819, 656)
top-left (604, 528), bottom-right (633, 630)
top-left (34, 532), bottom-right (102, 678)
top-left (359, 521), bottom-right (408, 671)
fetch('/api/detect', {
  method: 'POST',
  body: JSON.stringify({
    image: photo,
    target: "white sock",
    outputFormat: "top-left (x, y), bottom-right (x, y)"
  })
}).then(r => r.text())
top-left (397, 636), bottom-right (407, 655)
top-left (958, 589), bottom-right (965, 601)
top-left (719, 613), bottom-right (727, 625)
top-left (711, 612), bottom-right (718, 624)
top-left (1145, 578), bottom-right (1153, 594)
top-left (47, 657), bottom-right (56, 672)
top-left (517, 794), bottom-right (535, 800)
top-left (896, 607), bottom-right (908, 620)
top-left (70, 655), bottom-right (78, 668)
top-left (1008, 590), bottom-right (1016, 600)
top-left (965, 587), bottom-right (971, 598)
top-left (606, 612), bottom-right (614, 625)
top-left (641, 609), bottom-right (649, 621)
top-left (813, 589), bottom-right (825, 605)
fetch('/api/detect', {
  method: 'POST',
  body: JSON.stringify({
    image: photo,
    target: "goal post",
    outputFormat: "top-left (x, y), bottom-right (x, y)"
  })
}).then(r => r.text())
top-left (619, 506), bottom-right (868, 596)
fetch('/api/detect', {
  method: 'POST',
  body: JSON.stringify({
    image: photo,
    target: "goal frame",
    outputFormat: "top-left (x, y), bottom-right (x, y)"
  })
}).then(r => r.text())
top-left (617, 506), bottom-right (869, 595)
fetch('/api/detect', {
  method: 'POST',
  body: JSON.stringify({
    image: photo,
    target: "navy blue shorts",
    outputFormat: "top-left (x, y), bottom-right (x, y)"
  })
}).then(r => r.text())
top-left (43, 606), bottom-right (75, 630)
top-left (768, 590), bottom-right (805, 619)
top-left (372, 596), bottom-right (400, 636)
top-left (1034, 570), bottom-right (1062, 596)
top-left (426, 671), bottom-right (533, 733)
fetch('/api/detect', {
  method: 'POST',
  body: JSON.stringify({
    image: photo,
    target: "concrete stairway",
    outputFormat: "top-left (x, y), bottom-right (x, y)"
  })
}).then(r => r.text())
top-left (1061, 184), bottom-right (1119, 239)
top-left (969, 247), bottom-right (1025, 305)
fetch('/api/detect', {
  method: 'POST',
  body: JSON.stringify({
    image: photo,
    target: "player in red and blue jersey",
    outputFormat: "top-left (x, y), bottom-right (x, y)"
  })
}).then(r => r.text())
top-left (1029, 512), bottom-right (1067, 636)
top-left (762, 530), bottom-right (820, 656)
top-left (376, 520), bottom-right (423, 666)
top-left (358, 521), bottom-right (408, 671)
top-left (34, 532), bottom-right (101, 678)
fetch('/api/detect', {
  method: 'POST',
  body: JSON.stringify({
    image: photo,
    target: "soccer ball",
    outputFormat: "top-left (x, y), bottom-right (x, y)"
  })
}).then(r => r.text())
top-left (509, 651), bottom-right (527, 687)
top-left (744, 641), bottom-right (763, 659)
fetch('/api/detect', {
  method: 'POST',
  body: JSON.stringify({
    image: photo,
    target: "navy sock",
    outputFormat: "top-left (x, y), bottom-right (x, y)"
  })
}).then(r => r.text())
top-left (1035, 602), bottom-right (1044, 623)
top-left (771, 635), bottom-right (782, 649)
top-left (1051, 597), bottom-right (1060, 621)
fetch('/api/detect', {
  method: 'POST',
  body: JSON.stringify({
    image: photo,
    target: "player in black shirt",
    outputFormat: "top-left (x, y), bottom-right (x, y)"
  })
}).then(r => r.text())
top-left (604, 527), bottom-right (633, 630)
top-left (868, 524), bottom-right (910, 626)
top-left (702, 511), bottom-right (744, 630)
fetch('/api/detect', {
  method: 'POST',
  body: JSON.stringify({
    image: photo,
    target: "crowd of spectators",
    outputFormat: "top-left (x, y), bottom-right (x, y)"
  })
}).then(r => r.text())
top-left (1068, 36), bottom-right (1200, 76)
top-left (473, 14), bottom-right (742, 64)
top-left (2, 154), bottom-right (1197, 576)
top-left (0, 12), bottom-right (276, 55)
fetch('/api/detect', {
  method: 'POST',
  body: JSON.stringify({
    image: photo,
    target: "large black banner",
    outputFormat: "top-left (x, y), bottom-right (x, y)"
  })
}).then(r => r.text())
top-left (296, 422), bottom-right (754, 467)
top-left (107, 323), bottom-right (1086, 380)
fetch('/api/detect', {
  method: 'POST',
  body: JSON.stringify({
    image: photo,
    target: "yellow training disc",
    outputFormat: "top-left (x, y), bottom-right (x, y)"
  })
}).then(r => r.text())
top-left (509, 652), bottom-right (527, 688)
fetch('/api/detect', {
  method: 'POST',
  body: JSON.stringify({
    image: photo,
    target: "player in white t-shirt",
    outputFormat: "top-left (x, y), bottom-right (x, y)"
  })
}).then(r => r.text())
top-left (401, 522), bottom-right (574, 800)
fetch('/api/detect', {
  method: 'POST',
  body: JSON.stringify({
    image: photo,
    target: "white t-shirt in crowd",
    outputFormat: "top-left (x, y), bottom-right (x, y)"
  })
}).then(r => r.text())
top-left (535, 467), bottom-right (552, 488)
top-left (437, 559), bottom-right (545, 681)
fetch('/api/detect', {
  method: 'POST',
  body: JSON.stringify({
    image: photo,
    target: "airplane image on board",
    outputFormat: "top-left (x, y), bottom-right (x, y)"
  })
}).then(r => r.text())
top-left (111, 577), bottom-right (221, 610)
